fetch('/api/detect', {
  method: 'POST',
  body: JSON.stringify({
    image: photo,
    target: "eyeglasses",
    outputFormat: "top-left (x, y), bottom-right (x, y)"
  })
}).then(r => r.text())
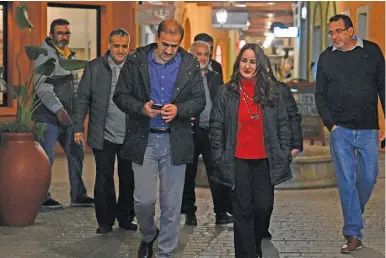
top-left (54, 31), bottom-right (71, 36)
top-left (327, 27), bottom-right (349, 37)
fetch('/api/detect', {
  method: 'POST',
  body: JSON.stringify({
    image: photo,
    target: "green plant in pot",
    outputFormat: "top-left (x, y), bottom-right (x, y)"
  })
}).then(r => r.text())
top-left (0, 2), bottom-right (89, 226)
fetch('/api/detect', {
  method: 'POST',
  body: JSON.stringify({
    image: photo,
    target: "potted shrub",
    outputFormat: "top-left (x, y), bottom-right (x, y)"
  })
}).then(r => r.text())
top-left (0, 3), bottom-right (88, 226)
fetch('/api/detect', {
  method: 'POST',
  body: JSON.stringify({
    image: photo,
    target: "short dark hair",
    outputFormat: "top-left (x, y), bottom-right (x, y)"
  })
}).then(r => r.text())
top-left (50, 19), bottom-right (70, 34)
top-left (194, 33), bottom-right (213, 43)
top-left (109, 28), bottom-right (130, 43)
top-left (157, 19), bottom-right (184, 42)
top-left (329, 14), bottom-right (353, 29)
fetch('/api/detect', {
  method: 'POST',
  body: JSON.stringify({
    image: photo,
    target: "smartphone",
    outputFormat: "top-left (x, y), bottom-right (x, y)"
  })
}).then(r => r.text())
top-left (381, 139), bottom-right (385, 149)
top-left (151, 103), bottom-right (163, 110)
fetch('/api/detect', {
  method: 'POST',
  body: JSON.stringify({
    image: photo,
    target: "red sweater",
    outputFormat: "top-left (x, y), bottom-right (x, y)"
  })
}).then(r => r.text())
top-left (235, 78), bottom-right (267, 159)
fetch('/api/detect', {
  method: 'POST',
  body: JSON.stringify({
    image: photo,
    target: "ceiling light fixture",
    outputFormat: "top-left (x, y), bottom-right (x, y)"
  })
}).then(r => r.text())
top-left (216, 8), bottom-right (228, 25)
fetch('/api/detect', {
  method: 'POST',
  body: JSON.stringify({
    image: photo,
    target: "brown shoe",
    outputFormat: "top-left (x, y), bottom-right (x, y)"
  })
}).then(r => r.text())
top-left (341, 237), bottom-right (363, 253)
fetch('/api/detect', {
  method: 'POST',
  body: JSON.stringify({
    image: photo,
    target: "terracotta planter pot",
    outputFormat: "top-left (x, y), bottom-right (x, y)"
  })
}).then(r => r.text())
top-left (0, 132), bottom-right (51, 226)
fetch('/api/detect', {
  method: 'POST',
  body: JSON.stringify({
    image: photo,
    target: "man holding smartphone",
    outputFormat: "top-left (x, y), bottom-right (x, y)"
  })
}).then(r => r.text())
top-left (113, 20), bottom-right (205, 257)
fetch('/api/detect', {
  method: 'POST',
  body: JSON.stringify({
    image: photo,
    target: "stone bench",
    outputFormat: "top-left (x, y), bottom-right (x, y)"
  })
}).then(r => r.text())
top-left (195, 145), bottom-right (337, 190)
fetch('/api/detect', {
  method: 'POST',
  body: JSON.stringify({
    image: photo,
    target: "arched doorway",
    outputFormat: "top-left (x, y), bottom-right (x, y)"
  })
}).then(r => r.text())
top-left (325, 1), bottom-right (337, 47)
top-left (215, 45), bottom-right (222, 65)
top-left (311, 2), bottom-right (323, 80)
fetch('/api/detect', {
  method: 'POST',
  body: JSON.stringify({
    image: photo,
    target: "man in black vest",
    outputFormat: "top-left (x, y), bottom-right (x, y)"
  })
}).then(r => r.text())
top-left (181, 40), bottom-right (232, 226)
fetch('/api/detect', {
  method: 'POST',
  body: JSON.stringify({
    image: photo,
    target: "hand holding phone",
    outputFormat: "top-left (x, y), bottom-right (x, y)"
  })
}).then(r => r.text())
top-left (142, 100), bottom-right (161, 118)
top-left (151, 103), bottom-right (164, 110)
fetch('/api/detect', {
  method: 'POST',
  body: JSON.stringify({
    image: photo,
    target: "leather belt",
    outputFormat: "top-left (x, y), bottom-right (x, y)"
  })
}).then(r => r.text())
top-left (149, 128), bottom-right (170, 134)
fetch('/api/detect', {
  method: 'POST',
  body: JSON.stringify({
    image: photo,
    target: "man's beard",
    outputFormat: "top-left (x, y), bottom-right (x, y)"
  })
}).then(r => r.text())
top-left (53, 38), bottom-right (69, 49)
top-left (199, 64), bottom-right (208, 70)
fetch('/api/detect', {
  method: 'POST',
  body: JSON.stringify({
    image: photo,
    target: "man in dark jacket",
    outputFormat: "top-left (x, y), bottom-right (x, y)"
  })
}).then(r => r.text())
top-left (181, 40), bottom-right (232, 226)
top-left (113, 20), bottom-right (205, 258)
top-left (33, 18), bottom-right (93, 208)
top-left (72, 29), bottom-right (137, 235)
top-left (194, 33), bottom-right (223, 78)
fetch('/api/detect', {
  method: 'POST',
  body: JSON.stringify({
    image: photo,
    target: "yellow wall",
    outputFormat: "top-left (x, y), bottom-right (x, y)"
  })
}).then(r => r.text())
top-left (337, 2), bottom-right (385, 53)
top-left (337, 1), bottom-right (385, 144)
top-left (175, 2), bottom-right (231, 81)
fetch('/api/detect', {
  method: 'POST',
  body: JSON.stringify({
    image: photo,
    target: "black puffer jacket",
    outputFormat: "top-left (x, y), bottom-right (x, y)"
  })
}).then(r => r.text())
top-left (209, 82), bottom-right (292, 188)
top-left (113, 43), bottom-right (205, 165)
top-left (278, 82), bottom-right (303, 150)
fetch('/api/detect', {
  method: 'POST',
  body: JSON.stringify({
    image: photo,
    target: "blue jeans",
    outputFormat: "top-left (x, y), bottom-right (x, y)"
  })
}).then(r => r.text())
top-left (330, 126), bottom-right (379, 240)
top-left (37, 122), bottom-right (87, 203)
top-left (132, 133), bottom-right (186, 258)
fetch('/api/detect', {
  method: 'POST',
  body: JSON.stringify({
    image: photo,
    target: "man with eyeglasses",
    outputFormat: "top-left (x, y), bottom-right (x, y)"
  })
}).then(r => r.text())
top-left (33, 18), bottom-right (94, 209)
top-left (73, 29), bottom-right (138, 235)
top-left (113, 19), bottom-right (205, 257)
top-left (315, 14), bottom-right (385, 253)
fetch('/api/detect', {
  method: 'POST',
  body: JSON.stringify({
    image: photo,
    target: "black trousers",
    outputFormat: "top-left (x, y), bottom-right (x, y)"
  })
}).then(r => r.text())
top-left (93, 140), bottom-right (135, 227)
top-left (232, 158), bottom-right (273, 257)
top-left (182, 127), bottom-right (231, 215)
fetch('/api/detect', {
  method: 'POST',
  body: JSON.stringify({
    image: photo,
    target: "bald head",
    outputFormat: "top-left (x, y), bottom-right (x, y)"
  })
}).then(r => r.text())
top-left (157, 19), bottom-right (184, 42)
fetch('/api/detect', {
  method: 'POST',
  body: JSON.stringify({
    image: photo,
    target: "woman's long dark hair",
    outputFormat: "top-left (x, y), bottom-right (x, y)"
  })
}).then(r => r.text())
top-left (264, 55), bottom-right (278, 82)
top-left (228, 44), bottom-right (275, 106)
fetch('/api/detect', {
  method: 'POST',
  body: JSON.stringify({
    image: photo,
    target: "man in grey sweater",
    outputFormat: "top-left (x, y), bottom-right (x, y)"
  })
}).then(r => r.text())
top-left (73, 29), bottom-right (137, 234)
top-left (33, 18), bottom-right (93, 208)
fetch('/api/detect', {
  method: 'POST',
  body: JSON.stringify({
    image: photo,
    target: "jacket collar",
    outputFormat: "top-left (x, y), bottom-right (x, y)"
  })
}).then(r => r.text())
top-left (128, 43), bottom-right (198, 100)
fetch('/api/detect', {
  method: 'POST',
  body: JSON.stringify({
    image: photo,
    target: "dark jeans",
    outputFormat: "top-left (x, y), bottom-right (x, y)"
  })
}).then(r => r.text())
top-left (37, 122), bottom-right (87, 203)
top-left (182, 127), bottom-right (231, 215)
top-left (232, 158), bottom-right (273, 257)
top-left (92, 140), bottom-right (135, 227)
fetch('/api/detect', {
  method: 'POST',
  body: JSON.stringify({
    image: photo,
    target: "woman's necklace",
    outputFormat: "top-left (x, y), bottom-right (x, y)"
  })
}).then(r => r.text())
top-left (239, 82), bottom-right (259, 119)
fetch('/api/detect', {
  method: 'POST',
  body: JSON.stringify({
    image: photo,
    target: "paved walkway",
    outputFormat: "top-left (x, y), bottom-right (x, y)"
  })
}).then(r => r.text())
top-left (0, 153), bottom-right (384, 258)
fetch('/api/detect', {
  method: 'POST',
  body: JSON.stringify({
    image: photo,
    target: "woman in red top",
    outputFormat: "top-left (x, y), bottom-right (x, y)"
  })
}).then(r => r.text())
top-left (210, 44), bottom-right (292, 258)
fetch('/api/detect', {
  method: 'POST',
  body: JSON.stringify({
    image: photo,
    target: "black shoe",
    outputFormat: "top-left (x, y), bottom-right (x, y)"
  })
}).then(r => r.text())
top-left (96, 225), bottom-right (113, 235)
top-left (262, 231), bottom-right (272, 239)
top-left (138, 228), bottom-right (159, 258)
top-left (119, 220), bottom-right (138, 231)
top-left (185, 213), bottom-right (197, 226)
top-left (215, 212), bottom-right (233, 225)
top-left (71, 196), bottom-right (95, 207)
top-left (42, 199), bottom-right (63, 208)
